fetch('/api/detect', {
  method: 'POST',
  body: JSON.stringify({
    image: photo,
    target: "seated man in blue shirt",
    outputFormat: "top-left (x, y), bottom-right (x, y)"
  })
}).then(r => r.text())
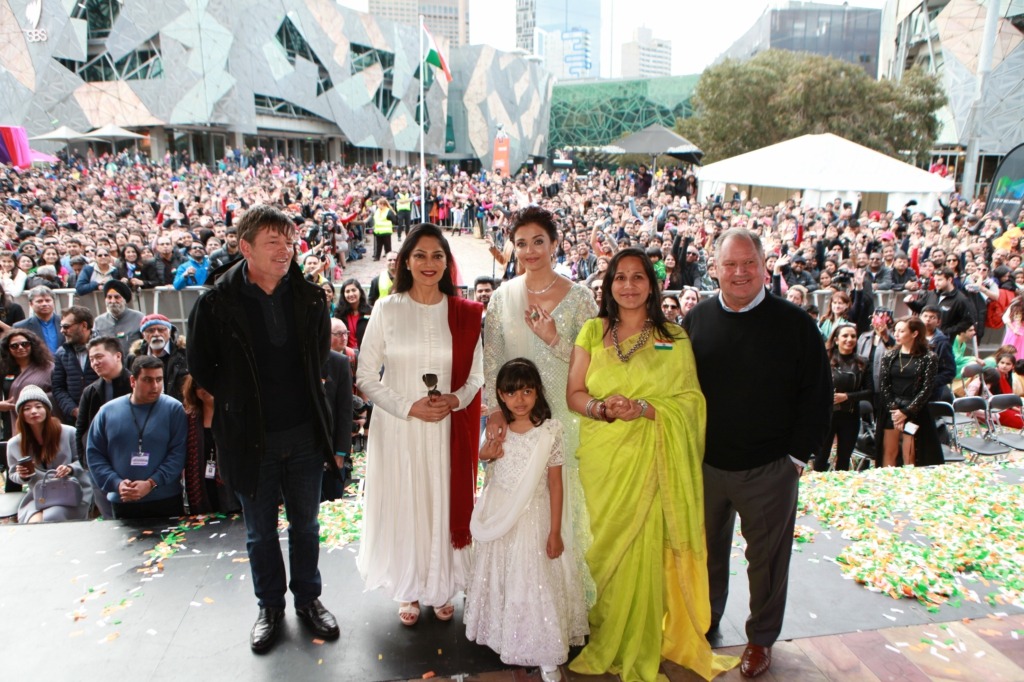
top-left (86, 355), bottom-right (187, 520)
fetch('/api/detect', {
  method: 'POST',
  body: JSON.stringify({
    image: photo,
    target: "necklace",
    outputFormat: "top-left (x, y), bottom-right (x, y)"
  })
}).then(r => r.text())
top-left (898, 351), bottom-right (915, 373)
top-left (526, 274), bottom-right (559, 295)
top-left (611, 320), bottom-right (653, 363)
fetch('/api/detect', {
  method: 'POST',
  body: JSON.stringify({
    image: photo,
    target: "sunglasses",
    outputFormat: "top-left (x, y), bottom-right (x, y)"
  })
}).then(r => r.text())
top-left (662, 304), bottom-right (679, 310)
top-left (59, 322), bottom-right (77, 330)
top-left (8, 341), bottom-right (31, 350)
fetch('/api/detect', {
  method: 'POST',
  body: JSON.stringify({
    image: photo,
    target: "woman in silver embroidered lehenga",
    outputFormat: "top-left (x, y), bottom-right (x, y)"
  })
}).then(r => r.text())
top-left (483, 205), bottom-right (599, 607)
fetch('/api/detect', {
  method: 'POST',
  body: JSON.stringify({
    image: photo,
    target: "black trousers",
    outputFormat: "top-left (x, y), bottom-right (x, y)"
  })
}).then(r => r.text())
top-left (112, 494), bottom-right (183, 520)
top-left (396, 210), bottom-right (411, 238)
top-left (373, 233), bottom-right (392, 260)
top-left (817, 410), bottom-right (859, 472)
top-left (704, 457), bottom-right (799, 647)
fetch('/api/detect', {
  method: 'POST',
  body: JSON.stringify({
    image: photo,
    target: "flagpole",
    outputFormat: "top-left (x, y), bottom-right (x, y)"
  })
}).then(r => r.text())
top-left (419, 14), bottom-right (426, 222)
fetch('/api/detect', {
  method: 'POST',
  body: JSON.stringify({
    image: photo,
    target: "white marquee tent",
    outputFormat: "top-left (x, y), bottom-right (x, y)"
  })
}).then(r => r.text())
top-left (696, 133), bottom-right (955, 214)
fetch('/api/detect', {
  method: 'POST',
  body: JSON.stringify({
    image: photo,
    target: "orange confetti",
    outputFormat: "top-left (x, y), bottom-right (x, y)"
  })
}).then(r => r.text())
top-left (203, 597), bottom-right (214, 604)
top-left (422, 673), bottom-right (436, 679)
top-left (142, 530), bottom-right (153, 535)
top-left (231, 557), bottom-right (250, 563)
top-left (312, 638), bottom-right (325, 645)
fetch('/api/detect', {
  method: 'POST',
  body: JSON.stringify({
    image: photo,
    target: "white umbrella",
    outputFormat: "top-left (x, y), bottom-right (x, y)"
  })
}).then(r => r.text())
top-left (28, 125), bottom-right (87, 142)
top-left (86, 123), bottom-right (145, 155)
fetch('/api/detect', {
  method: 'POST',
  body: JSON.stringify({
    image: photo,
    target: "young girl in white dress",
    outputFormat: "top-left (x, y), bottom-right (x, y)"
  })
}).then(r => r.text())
top-left (464, 358), bottom-right (588, 682)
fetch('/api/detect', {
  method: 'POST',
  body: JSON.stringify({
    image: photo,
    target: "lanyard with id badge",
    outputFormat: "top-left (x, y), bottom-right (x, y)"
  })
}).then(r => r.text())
top-left (130, 401), bottom-right (157, 468)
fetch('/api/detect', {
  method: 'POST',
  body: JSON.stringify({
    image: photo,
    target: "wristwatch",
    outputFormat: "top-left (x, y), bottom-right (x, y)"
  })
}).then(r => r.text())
top-left (147, 478), bottom-right (158, 489)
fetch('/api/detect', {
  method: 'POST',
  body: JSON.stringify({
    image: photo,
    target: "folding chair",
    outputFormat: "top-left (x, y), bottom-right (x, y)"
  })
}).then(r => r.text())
top-left (987, 393), bottom-right (1024, 452)
top-left (927, 402), bottom-right (966, 464)
top-left (950, 397), bottom-right (1012, 462)
top-left (850, 400), bottom-right (876, 471)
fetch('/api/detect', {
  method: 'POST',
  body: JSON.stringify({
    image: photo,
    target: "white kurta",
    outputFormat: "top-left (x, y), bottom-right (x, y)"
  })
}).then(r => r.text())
top-left (355, 293), bottom-right (484, 606)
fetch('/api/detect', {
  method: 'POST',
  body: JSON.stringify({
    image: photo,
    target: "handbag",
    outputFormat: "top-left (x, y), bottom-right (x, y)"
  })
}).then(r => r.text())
top-left (33, 470), bottom-right (83, 510)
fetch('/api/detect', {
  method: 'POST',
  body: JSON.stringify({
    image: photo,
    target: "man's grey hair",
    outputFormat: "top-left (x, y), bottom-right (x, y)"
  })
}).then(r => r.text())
top-left (715, 228), bottom-right (765, 262)
top-left (26, 285), bottom-right (54, 301)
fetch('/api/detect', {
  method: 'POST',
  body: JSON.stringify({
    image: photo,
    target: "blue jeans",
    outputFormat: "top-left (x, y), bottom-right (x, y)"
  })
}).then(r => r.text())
top-left (237, 424), bottom-right (324, 609)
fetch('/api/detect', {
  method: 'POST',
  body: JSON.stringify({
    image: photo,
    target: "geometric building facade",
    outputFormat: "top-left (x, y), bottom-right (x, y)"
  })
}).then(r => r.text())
top-left (1, 0), bottom-right (551, 171)
top-left (880, 0), bottom-right (1024, 191)
top-left (548, 75), bottom-right (698, 152)
top-left (447, 44), bottom-right (555, 168)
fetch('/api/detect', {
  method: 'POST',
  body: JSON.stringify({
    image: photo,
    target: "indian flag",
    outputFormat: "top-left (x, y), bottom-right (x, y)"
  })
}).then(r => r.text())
top-left (424, 26), bottom-right (452, 82)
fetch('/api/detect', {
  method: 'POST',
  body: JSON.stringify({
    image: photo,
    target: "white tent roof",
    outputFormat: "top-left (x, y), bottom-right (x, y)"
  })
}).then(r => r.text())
top-left (697, 133), bottom-right (955, 194)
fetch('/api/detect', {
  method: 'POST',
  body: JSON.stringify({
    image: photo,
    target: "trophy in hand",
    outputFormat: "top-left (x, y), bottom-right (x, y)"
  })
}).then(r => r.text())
top-left (422, 373), bottom-right (441, 400)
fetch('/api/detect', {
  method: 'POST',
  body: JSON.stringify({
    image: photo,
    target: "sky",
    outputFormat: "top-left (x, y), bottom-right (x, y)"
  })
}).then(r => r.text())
top-left (340, 0), bottom-right (887, 77)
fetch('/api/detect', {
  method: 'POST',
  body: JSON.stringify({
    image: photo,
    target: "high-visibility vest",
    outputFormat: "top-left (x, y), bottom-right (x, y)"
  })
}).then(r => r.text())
top-left (378, 271), bottom-right (392, 299)
top-left (396, 193), bottom-right (411, 212)
top-left (373, 208), bottom-right (393, 235)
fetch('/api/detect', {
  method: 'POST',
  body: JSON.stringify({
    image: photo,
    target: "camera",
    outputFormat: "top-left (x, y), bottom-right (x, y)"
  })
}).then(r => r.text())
top-left (831, 270), bottom-right (852, 287)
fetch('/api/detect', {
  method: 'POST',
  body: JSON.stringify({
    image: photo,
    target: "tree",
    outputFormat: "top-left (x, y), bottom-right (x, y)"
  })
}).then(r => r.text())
top-left (678, 51), bottom-right (946, 164)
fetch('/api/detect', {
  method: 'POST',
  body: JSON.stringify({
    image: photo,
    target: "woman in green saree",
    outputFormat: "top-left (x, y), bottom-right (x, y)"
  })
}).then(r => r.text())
top-left (566, 249), bottom-right (736, 682)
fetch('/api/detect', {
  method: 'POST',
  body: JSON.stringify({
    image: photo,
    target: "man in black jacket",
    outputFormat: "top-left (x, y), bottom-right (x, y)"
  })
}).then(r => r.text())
top-left (76, 336), bottom-right (131, 518)
top-left (906, 268), bottom-right (975, 338)
top-left (188, 205), bottom-right (339, 654)
top-left (52, 306), bottom-right (98, 424)
top-left (683, 229), bottom-right (832, 678)
top-left (141, 235), bottom-right (184, 287)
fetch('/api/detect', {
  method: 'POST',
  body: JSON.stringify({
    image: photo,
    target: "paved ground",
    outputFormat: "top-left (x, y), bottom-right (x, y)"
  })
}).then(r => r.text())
top-left (340, 227), bottom-right (500, 290)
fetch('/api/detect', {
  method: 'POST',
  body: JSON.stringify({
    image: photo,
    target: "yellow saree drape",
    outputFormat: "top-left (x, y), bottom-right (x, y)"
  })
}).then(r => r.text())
top-left (569, 319), bottom-right (737, 682)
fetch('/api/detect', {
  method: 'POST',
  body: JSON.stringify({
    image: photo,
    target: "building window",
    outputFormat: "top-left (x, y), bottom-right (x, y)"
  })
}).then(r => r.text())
top-left (350, 43), bottom-right (399, 118)
top-left (276, 18), bottom-right (334, 96)
top-left (57, 37), bottom-right (163, 82)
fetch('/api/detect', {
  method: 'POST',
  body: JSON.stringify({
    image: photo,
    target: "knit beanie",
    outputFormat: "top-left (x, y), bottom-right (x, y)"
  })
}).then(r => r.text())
top-left (140, 314), bottom-right (173, 333)
top-left (16, 385), bottom-right (51, 413)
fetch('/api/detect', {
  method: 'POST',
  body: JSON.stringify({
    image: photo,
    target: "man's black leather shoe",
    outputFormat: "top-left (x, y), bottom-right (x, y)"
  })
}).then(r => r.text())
top-left (296, 599), bottom-right (340, 640)
top-left (250, 607), bottom-right (284, 653)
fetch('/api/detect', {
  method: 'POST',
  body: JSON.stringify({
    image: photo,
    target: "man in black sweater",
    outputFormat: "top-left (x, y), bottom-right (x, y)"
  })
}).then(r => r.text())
top-left (683, 229), bottom-right (832, 679)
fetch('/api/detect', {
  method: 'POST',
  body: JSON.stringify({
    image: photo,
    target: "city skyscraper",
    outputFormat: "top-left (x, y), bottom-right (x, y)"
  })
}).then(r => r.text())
top-left (620, 27), bottom-right (672, 78)
top-left (369, 0), bottom-right (470, 47)
top-left (516, 0), bottom-right (600, 80)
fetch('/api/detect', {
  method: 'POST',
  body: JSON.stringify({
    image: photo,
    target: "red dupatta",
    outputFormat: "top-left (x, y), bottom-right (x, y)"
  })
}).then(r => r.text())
top-left (447, 295), bottom-right (483, 548)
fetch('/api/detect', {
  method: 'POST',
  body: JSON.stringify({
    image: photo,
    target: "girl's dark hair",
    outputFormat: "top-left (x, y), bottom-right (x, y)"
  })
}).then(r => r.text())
top-left (15, 399), bottom-right (62, 467)
top-left (339, 277), bottom-right (371, 315)
top-left (495, 357), bottom-right (552, 426)
top-left (981, 367), bottom-right (1003, 395)
top-left (896, 316), bottom-right (930, 355)
top-left (392, 223), bottom-right (456, 296)
top-left (995, 351), bottom-right (1016, 369)
top-left (598, 248), bottom-right (679, 340)
top-left (510, 205), bottom-right (558, 242)
top-left (0, 328), bottom-right (53, 374)
top-left (828, 323), bottom-right (866, 370)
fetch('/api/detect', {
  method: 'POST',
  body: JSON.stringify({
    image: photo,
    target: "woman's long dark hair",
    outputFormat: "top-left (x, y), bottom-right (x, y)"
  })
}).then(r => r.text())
top-left (495, 358), bottom-right (551, 426)
top-left (339, 278), bottom-right (371, 315)
top-left (0, 328), bottom-right (52, 374)
top-left (896, 316), bottom-right (930, 356)
top-left (598, 248), bottom-right (678, 340)
top-left (828, 323), bottom-right (866, 370)
top-left (392, 223), bottom-right (456, 296)
top-left (15, 398), bottom-right (63, 467)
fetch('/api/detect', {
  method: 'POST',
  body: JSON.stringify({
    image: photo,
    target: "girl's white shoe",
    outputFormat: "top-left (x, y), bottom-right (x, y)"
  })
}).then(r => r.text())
top-left (539, 666), bottom-right (562, 682)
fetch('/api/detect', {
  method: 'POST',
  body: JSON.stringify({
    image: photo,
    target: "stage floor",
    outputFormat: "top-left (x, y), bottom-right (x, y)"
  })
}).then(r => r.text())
top-left (2, 463), bottom-right (1023, 681)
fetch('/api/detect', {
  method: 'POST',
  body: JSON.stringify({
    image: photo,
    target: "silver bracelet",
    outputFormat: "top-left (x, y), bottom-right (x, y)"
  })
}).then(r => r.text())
top-left (637, 399), bottom-right (649, 418)
top-left (585, 398), bottom-right (598, 419)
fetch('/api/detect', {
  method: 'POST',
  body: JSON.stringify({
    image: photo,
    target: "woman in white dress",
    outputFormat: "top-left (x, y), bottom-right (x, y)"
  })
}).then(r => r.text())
top-left (483, 206), bottom-right (599, 606)
top-left (356, 223), bottom-right (485, 627)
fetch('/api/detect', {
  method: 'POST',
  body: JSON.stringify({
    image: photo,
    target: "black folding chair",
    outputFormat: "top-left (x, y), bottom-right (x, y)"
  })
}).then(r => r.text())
top-left (850, 400), bottom-right (876, 471)
top-left (987, 394), bottom-right (1024, 453)
top-left (927, 402), bottom-right (965, 464)
top-left (950, 397), bottom-right (1011, 462)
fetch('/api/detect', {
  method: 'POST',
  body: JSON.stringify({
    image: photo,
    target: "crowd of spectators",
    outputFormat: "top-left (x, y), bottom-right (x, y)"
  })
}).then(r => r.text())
top-left (3, 148), bottom-right (1024, 509)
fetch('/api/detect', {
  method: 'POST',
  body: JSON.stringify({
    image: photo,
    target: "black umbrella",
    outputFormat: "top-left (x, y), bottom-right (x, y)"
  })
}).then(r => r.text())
top-left (603, 124), bottom-right (704, 167)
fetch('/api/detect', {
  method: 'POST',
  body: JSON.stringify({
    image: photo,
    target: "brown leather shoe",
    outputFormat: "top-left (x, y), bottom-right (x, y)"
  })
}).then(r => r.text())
top-left (740, 643), bottom-right (772, 678)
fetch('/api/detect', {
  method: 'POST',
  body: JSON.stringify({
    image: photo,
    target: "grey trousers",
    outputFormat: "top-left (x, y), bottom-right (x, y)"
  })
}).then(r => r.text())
top-left (703, 456), bottom-right (799, 647)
